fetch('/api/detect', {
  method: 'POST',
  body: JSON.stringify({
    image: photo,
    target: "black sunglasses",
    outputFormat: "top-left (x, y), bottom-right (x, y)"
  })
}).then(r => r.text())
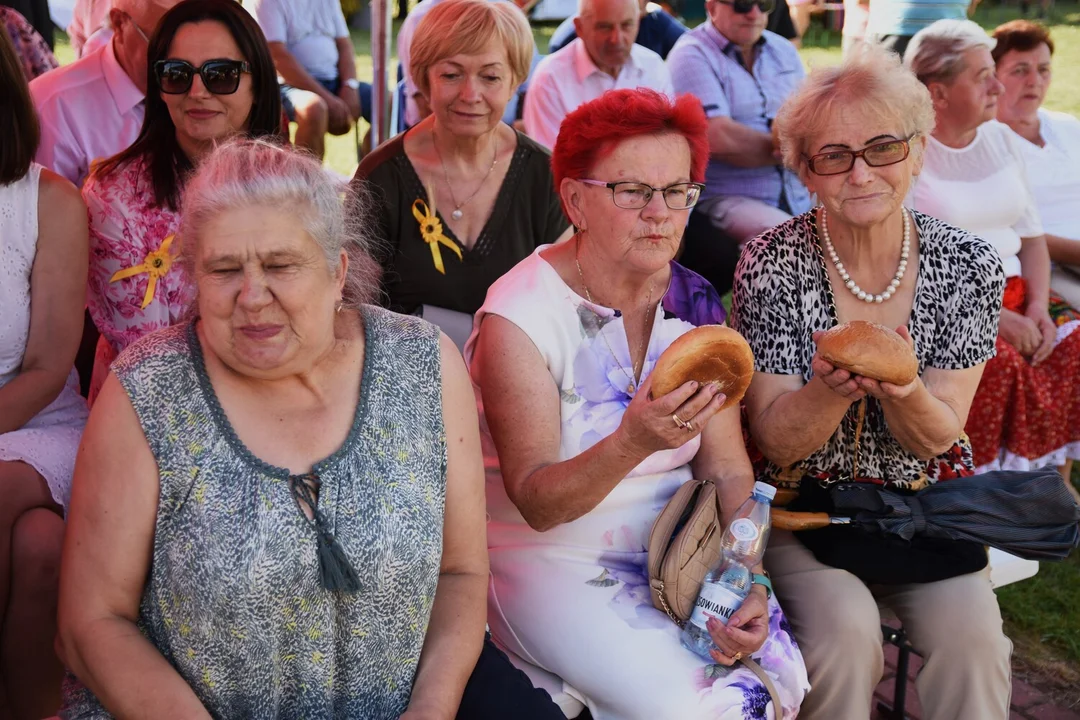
top-left (154, 59), bottom-right (251, 95)
top-left (714, 0), bottom-right (776, 13)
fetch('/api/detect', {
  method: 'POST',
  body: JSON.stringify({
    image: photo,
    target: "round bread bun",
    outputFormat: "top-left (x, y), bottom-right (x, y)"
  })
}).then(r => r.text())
top-left (649, 325), bottom-right (754, 411)
top-left (817, 321), bottom-right (918, 386)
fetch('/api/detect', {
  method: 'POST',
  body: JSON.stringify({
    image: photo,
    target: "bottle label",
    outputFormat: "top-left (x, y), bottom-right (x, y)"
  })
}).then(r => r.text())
top-left (729, 518), bottom-right (760, 542)
top-left (688, 581), bottom-right (745, 631)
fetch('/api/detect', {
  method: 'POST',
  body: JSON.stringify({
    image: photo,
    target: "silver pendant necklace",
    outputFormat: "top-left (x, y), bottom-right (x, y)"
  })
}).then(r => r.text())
top-left (820, 206), bottom-right (911, 304)
top-left (575, 245), bottom-right (654, 395)
top-left (431, 127), bottom-right (499, 220)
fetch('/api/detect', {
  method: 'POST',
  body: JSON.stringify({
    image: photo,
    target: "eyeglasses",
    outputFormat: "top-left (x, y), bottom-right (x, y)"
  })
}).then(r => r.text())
top-left (805, 135), bottom-right (916, 176)
top-left (579, 179), bottom-right (705, 210)
top-left (713, 0), bottom-right (776, 14)
top-left (154, 59), bottom-right (252, 95)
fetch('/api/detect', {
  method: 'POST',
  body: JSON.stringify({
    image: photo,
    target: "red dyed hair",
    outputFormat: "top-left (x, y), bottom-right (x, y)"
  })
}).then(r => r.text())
top-left (551, 89), bottom-right (709, 194)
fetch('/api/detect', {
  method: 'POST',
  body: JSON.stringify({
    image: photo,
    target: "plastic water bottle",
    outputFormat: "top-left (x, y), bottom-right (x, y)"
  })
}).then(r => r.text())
top-left (681, 481), bottom-right (776, 660)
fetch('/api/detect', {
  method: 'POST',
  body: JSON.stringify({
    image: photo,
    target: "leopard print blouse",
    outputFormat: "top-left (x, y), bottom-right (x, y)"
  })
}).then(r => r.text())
top-left (731, 209), bottom-right (1005, 490)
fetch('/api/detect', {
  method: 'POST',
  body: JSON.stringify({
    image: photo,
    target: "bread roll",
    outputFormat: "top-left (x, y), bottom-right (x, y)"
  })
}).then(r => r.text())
top-left (816, 321), bottom-right (918, 386)
top-left (650, 325), bottom-right (754, 411)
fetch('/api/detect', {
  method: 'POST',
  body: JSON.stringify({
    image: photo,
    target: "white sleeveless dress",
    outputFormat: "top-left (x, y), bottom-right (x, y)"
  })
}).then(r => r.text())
top-left (0, 164), bottom-right (88, 509)
top-left (464, 249), bottom-right (809, 720)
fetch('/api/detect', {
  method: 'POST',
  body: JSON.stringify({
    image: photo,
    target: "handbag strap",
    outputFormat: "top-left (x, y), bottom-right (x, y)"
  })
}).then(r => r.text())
top-left (851, 397), bottom-right (867, 482)
top-left (739, 656), bottom-right (784, 716)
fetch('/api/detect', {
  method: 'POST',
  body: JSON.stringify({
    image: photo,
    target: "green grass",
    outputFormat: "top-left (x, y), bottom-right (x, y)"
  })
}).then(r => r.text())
top-left (998, 533), bottom-right (1080, 662)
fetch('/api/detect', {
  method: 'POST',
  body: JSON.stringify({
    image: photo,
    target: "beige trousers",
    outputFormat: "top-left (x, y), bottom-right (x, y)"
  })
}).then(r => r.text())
top-left (765, 530), bottom-right (1012, 720)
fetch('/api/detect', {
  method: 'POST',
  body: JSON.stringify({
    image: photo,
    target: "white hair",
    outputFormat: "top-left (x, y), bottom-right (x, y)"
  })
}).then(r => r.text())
top-left (179, 139), bottom-right (383, 309)
top-left (905, 19), bottom-right (997, 84)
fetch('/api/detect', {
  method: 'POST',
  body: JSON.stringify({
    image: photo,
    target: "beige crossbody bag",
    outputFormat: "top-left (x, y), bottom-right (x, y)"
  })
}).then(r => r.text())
top-left (646, 478), bottom-right (783, 711)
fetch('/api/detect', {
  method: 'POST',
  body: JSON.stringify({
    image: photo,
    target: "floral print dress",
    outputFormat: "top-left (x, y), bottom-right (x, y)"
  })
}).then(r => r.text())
top-left (83, 157), bottom-right (191, 402)
top-left (464, 249), bottom-right (809, 720)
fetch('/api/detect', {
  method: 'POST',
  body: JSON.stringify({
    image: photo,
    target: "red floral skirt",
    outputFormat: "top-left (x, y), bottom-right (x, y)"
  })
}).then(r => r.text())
top-left (966, 276), bottom-right (1080, 467)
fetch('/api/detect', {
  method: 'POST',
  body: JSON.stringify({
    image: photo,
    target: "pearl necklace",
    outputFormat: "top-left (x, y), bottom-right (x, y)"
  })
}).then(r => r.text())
top-left (820, 206), bottom-right (910, 304)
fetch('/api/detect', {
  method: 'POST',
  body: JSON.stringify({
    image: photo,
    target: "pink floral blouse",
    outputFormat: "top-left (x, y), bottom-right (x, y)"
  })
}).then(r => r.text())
top-left (83, 158), bottom-right (192, 395)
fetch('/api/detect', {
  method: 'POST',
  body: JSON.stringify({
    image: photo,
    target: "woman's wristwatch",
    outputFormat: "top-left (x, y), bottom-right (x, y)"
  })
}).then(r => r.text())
top-left (751, 571), bottom-right (773, 600)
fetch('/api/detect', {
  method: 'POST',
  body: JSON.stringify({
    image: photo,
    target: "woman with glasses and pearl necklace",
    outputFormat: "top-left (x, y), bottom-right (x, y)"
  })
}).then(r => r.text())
top-left (731, 46), bottom-right (1012, 720)
top-left (466, 88), bottom-right (809, 720)
top-left (81, 0), bottom-right (283, 404)
top-left (351, 0), bottom-right (570, 326)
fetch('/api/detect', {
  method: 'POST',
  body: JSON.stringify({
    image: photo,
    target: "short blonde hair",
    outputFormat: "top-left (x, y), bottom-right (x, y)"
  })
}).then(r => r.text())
top-left (410, 0), bottom-right (533, 99)
top-left (906, 19), bottom-right (996, 85)
top-left (774, 44), bottom-right (935, 182)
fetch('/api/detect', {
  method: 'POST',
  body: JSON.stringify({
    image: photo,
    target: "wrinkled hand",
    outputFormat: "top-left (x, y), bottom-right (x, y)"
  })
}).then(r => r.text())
top-left (706, 587), bottom-right (769, 666)
top-left (614, 376), bottom-right (726, 457)
top-left (851, 326), bottom-right (920, 400)
top-left (325, 94), bottom-right (352, 135)
top-left (338, 83), bottom-right (362, 122)
top-left (812, 327), bottom-right (920, 402)
top-left (1027, 307), bottom-right (1056, 366)
top-left (811, 330), bottom-right (866, 401)
top-left (999, 308), bottom-right (1042, 358)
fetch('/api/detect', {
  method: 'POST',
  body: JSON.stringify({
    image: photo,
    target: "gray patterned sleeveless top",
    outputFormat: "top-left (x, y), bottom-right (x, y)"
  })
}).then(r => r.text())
top-left (62, 306), bottom-right (447, 720)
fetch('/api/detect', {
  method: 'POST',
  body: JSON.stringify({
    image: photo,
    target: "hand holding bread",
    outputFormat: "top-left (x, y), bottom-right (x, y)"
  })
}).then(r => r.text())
top-left (812, 321), bottom-right (920, 400)
top-left (650, 326), bottom-right (754, 410)
top-left (614, 325), bottom-right (752, 456)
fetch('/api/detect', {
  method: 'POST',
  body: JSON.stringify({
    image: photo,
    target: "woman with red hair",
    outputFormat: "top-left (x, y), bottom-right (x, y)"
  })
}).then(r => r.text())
top-left (465, 88), bottom-right (809, 719)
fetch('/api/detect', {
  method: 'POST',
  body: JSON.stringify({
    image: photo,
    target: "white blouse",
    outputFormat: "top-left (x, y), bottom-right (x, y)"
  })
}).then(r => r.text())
top-left (1011, 109), bottom-right (1080, 242)
top-left (911, 121), bottom-right (1043, 278)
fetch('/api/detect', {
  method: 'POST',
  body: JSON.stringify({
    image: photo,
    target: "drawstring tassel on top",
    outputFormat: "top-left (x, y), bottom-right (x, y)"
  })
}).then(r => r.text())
top-left (289, 474), bottom-right (362, 594)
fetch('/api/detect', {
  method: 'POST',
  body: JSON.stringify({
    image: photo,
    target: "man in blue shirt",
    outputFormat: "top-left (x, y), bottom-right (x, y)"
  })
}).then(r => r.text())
top-left (548, 0), bottom-right (688, 58)
top-left (667, 0), bottom-right (809, 291)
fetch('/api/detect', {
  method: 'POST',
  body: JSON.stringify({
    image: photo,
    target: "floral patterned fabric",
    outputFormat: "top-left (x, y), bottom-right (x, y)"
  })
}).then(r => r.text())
top-left (83, 157), bottom-right (190, 400)
top-left (463, 248), bottom-right (809, 720)
top-left (1, 6), bottom-right (58, 81)
top-left (967, 275), bottom-right (1080, 470)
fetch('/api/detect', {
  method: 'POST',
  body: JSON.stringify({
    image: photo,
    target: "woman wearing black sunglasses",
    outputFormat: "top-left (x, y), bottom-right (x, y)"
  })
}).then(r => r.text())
top-left (731, 46), bottom-right (1012, 720)
top-left (80, 0), bottom-right (282, 404)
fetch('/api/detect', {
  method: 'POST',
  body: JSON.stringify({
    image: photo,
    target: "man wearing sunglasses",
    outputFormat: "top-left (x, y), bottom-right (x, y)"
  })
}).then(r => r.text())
top-left (30, 0), bottom-right (180, 188)
top-left (666, 0), bottom-right (809, 292)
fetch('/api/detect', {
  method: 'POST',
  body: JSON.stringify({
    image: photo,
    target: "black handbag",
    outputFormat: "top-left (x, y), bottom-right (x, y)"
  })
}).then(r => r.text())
top-left (788, 400), bottom-right (987, 585)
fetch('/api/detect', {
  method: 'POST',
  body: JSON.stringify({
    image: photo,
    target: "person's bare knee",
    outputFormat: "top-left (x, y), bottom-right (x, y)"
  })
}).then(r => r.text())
top-left (294, 94), bottom-right (329, 134)
top-left (11, 508), bottom-right (65, 591)
top-left (0, 461), bottom-right (54, 526)
top-left (4, 508), bottom-right (65, 720)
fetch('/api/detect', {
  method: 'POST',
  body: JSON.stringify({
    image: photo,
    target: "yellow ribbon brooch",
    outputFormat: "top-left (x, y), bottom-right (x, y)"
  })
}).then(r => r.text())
top-left (109, 234), bottom-right (177, 309)
top-left (412, 199), bottom-right (462, 275)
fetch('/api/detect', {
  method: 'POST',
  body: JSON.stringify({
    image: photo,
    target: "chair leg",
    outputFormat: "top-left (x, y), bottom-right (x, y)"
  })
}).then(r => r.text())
top-left (877, 625), bottom-right (911, 719)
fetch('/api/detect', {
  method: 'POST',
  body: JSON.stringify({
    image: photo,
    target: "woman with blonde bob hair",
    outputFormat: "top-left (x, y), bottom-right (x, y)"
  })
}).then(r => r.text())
top-left (733, 45), bottom-right (1013, 720)
top-left (351, 0), bottom-right (568, 330)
